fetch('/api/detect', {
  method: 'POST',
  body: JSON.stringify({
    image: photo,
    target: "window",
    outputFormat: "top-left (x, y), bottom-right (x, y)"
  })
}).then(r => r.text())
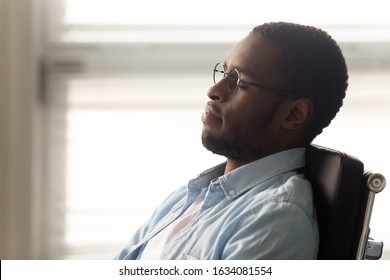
top-left (39, 0), bottom-right (390, 259)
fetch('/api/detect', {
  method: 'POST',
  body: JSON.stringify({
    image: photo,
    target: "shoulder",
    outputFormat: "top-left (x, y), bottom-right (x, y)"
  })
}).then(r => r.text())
top-left (234, 172), bottom-right (315, 224)
top-left (246, 172), bottom-right (312, 205)
top-left (223, 174), bottom-right (318, 259)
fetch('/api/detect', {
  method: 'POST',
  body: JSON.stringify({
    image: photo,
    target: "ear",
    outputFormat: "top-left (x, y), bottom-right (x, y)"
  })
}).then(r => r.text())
top-left (282, 98), bottom-right (314, 130)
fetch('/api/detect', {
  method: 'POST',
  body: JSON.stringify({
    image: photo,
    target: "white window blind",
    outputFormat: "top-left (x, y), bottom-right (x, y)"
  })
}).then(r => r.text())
top-left (40, 0), bottom-right (390, 259)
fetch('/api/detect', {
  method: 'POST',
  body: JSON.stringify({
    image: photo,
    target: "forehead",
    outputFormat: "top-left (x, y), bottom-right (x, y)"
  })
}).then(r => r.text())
top-left (225, 32), bottom-right (281, 80)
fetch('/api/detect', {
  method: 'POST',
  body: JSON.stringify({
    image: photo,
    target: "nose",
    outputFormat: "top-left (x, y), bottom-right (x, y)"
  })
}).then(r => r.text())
top-left (207, 79), bottom-right (229, 101)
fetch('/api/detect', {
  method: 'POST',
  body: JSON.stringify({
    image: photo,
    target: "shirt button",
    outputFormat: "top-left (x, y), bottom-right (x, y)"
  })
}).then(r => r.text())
top-left (228, 190), bottom-right (236, 196)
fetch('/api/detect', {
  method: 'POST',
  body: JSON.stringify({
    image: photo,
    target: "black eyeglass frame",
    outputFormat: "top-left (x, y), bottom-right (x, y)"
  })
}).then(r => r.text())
top-left (213, 62), bottom-right (296, 98)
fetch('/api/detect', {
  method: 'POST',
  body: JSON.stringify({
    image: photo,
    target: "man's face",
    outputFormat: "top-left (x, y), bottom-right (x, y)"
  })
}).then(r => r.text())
top-left (201, 32), bottom-right (287, 161)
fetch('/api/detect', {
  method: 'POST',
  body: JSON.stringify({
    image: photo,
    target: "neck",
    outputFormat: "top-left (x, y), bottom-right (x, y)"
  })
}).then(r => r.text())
top-left (223, 146), bottom-right (279, 175)
top-left (224, 156), bottom-right (264, 174)
top-left (224, 159), bottom-right (246, 175)
top-left (223, 144), bottom-right (306, 175)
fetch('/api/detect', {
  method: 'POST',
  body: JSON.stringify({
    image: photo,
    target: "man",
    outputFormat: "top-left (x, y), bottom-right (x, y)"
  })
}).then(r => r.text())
top-left (116, 22), bottom-right (348, 259)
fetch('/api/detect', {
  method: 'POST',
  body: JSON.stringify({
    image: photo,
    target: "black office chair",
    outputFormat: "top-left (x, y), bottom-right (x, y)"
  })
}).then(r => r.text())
top-left (305, 144), bottom-right (386, 259)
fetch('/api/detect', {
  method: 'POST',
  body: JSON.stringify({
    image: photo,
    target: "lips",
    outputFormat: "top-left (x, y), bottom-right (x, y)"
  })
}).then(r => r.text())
top-left (201, 102), bottom-right (223, 124)
top-left (206, 102), bottom-right (222, 118)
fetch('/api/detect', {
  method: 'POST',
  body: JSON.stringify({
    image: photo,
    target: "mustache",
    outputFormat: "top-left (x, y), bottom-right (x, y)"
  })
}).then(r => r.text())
top-left (205, 101), bottom-right (223, 119)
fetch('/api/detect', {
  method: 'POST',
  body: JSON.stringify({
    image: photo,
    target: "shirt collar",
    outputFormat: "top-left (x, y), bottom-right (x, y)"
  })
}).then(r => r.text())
top-left (189, 148), bottom-right (306, 200)
top-left (188, 162), bottom-right (226, 190)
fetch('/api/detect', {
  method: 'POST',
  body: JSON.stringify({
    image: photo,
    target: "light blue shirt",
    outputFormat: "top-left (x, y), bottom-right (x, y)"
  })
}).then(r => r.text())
top-left (116, 148), bottom-right (319, 260)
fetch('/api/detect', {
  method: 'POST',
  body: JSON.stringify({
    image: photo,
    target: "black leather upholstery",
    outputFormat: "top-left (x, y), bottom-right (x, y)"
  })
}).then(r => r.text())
top-left (305, 144), bottom-right (370, 259)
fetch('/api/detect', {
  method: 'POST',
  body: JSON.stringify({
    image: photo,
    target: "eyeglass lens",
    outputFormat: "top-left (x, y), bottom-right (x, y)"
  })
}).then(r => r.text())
top-left (213, 63), bottom-right (239, 93)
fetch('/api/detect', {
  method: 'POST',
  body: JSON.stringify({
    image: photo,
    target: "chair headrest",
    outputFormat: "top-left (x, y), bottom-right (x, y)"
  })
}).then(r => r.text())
top-left (305, 144), bottom-right (367, 259)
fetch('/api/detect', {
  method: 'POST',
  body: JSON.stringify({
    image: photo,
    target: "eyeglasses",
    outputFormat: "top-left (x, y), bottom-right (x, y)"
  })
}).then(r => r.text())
top-left (213, 62), bottom-right (295, 98)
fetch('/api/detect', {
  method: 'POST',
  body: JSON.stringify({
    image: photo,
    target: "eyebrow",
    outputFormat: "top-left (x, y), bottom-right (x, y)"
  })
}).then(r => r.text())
top-left (224, 61), bottom-right (240, 71)
top-left (223, 61), bottom-right (254, 79)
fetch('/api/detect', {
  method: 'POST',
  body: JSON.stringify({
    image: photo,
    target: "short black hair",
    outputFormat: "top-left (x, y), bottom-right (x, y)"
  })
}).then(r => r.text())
top-left (252, 22), bottom-right (348, 142)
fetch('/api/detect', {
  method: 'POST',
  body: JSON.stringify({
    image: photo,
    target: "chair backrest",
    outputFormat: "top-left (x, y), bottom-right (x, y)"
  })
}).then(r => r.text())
top-left (305, 144), bottom-right (370, 259)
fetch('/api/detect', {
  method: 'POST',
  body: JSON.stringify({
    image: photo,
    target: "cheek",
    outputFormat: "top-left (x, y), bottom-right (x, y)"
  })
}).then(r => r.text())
top-left (221, 92), bottom-right (284, 133)
top-left (222, 107), bottom-right (263, 136)
top-left (224, 100), bottom-right (263, 126)
top-left (224, 100), bottom-right (282, 136)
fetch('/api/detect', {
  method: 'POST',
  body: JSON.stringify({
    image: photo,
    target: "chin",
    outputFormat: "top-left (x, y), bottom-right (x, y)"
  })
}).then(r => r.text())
top-left (201, 133), bottom-right (244, 160)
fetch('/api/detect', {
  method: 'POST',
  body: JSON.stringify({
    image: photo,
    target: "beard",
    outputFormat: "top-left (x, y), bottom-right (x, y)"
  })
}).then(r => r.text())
top-left (201, 109), bottom-right (277, 160)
